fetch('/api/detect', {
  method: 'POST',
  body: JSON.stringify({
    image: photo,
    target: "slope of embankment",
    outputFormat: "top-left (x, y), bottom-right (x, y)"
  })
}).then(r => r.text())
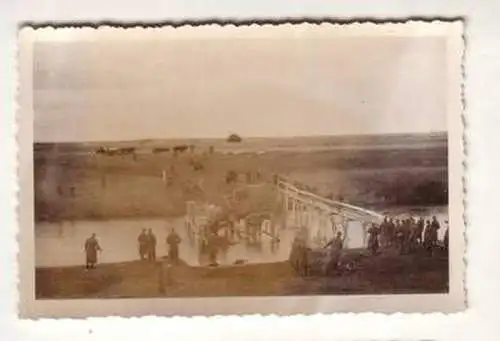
top-left (35, 251), bottom-right (448, 299)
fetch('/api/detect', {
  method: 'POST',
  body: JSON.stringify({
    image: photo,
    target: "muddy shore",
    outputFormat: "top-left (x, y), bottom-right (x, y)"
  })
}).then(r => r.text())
top-left (36, 251), bottom-right (448, 299)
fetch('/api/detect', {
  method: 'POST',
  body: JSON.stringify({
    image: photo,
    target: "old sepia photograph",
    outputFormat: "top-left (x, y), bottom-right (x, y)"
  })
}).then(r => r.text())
top-left (17, 22), bottom-right (465, 317)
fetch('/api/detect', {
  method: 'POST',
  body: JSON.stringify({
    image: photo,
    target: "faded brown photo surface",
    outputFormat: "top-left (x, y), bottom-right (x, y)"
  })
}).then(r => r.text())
top-left (18, 22), bottom-right (465, 316)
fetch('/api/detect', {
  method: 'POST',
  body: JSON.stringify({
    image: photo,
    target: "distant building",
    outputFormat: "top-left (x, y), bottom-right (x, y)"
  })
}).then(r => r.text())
top-left (227, 134), bottom-right (242, 143)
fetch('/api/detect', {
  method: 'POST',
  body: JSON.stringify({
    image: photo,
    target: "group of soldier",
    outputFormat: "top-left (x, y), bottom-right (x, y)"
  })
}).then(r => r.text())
top-left (83, 228), bottom-right (182, 270)
top-left (136, 228), bottom-right (183, 263)
top-left (367, 215), bottom-right (449, 255)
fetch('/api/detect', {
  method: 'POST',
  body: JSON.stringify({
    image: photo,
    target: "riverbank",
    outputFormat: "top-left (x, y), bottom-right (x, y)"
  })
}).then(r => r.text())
top-left (35, 251), bottom-right (449, 299)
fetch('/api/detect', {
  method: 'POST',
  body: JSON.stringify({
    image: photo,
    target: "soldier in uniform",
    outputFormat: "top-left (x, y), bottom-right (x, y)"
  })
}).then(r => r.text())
top-left (84, 233), bottom-right (102, 269)
top-left (166, 228), bottom-right (182, 264)
top-left (147, 228), bottom-right (157, 261)
top-left (137, 228), bottom-right (148, 260)
top-left (367, 223), bottom-right (380, 255)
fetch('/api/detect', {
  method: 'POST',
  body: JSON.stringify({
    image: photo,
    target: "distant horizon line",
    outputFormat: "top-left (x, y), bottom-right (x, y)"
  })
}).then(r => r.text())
top-left (34, 130), bottom-right (448, 144)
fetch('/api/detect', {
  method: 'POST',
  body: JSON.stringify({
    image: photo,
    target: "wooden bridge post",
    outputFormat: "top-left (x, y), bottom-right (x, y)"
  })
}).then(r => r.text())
top-left (342, 217), bottom-right (350, 248)
top-left (362, 222), bottom-right (369, 248)
top-left (311, 206), bottom-right (319, 242)
top-left (295, 202), bottom-right (301, 227)
top-left (320, 212), bottom-right (328, 243)
top-left (307, 203), bottom-right (313, 228)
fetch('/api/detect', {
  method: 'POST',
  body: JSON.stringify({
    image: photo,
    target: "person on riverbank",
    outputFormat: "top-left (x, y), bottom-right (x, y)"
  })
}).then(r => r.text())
top-left (423, 220), bottom-right (433, 252)
top-left (166, 228), bottom-right (182, 264)
top-left (367, 223), bottom-right (380, 255)
top-left (379, 217), bottom-right (390, 248)
top-left (137, 229), bottom-right (148, 260)
top-left (84, 233), bottom-right (102, 270)
top-left (207, 231), bottom-right (220, 266)
top-left (147, 228), bottom-right (157, 261)
top-left (384, 218), bottom-right (395, 247)
top-left (416, 217), bottom-right (425, 245)
top-left (423, 216), bottom-right (441, 253)
top-left (324, 231), bottom-right (344, 275)
top-left (408, 217), bottom-right (420, 252)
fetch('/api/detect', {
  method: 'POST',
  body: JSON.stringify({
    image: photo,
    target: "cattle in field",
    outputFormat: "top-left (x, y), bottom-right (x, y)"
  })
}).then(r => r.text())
top-left (117, 147), bottom-right (136, 155)
top-left (152, 147), bottom-right (171, 154)
top-left (93, 147), bottom-right (119, 156)
top-left (92, 146), bottom-right (136, 159)
top-left (173, 145), bottom-right (189, 153)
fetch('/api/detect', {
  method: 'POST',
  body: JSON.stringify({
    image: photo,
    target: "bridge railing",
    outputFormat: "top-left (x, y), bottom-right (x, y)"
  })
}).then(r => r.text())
top-left (274, 175), bottom-right (384, 223)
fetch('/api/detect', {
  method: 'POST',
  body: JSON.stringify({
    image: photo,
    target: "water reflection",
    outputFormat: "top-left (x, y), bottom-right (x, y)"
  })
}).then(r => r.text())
top-left (35, 217), bottom-right (295, 268)
top-left (35, 207), bottom-right (448, 268)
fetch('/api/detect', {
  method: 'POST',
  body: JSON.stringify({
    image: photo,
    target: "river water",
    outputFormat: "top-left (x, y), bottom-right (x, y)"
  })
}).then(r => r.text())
top-left (35, 217), bottom-right (296, 268)
top-left (35, 206), bottom-right (448, 268)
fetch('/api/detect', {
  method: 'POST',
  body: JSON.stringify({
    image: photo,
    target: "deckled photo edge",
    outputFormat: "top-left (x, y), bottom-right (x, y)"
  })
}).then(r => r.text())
top-left (16, 19), bottom-right (466, 319)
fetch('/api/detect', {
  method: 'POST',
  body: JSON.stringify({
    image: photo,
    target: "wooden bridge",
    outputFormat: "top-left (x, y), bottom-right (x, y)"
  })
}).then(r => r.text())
top-left (183, 174), bottom-right (386, 251)
top-left (274, 175), bottom-right (384, 249)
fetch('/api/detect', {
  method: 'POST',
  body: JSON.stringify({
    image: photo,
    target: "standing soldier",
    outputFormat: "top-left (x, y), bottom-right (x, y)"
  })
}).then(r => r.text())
top-left (423, 220), bottom-right (432, 251)
top-left (207, 231), bottom-right (219, 266)
top-left (137, 228), bottom-right (148, 260)
top-left (394, 220), bottom-right (402, 250)
top-left (429, 216), bottom-right (441, 250)
top-left (380, 217), bottom-right (390, 248)
top-left (166, 228), bottom-right (182, 264)
top-left (367, 223), bottom-right (380, 255)
top-left (386, 217), bottom-right (395, 247)
top-left (84, 233), bottom-right (102, 270)
top-left (417, 217), bottom-right (425, 245)
top-left (324, 231), bottom-right (345, 275)
top-left (402, 219), bottom-right (411, 253)
top-left (147, 228), bottom-right (157, 261)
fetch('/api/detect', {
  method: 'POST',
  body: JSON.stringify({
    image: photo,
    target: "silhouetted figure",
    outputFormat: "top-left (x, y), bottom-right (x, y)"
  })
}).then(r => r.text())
top-left (147, 228), bottom-right (157, 261)
top-left (416, 217), bottom-right (425, 245)
top-left (387, 218), bottom-right (396, 246)
top-left (367, 223), bottom-right (380, 255)
top-left (84, 233), bottom-right (102, 269)
top-left (166, 228), bottom-right (182, 264)
top-left (408, 218), bottom-right (420, 252)
top-left (426, 216), bottom-right (441, 253)
top-left (137, 229), bottom-right (148, 260)
top-left (423, 220), bottom-right (433, 252)
top-left (431, 216), bottom-right (441, 236)
top-left (380, 217), bottom-right (390, 248)
top-left (402, 219), bottom-right (413, 254)
top-left (207, 232), bottom-right (219, 266)
top-left (324, 231), bottom-right (345, 275)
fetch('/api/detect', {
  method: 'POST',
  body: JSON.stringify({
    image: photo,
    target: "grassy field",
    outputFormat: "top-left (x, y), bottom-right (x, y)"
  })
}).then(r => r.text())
top-left (34, 134), bottom-right (448, 222)
top-left (35, 250), bottom-right (448, 299)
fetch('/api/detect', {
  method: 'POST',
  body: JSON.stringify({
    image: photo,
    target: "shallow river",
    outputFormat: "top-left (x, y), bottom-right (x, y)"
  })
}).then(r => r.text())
top-left (35, 207), bottom-right (448, 268)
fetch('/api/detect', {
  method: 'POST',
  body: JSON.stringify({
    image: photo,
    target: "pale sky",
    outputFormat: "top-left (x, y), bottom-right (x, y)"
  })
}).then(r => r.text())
top-left (33, 32), bottom-right (447, 142)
